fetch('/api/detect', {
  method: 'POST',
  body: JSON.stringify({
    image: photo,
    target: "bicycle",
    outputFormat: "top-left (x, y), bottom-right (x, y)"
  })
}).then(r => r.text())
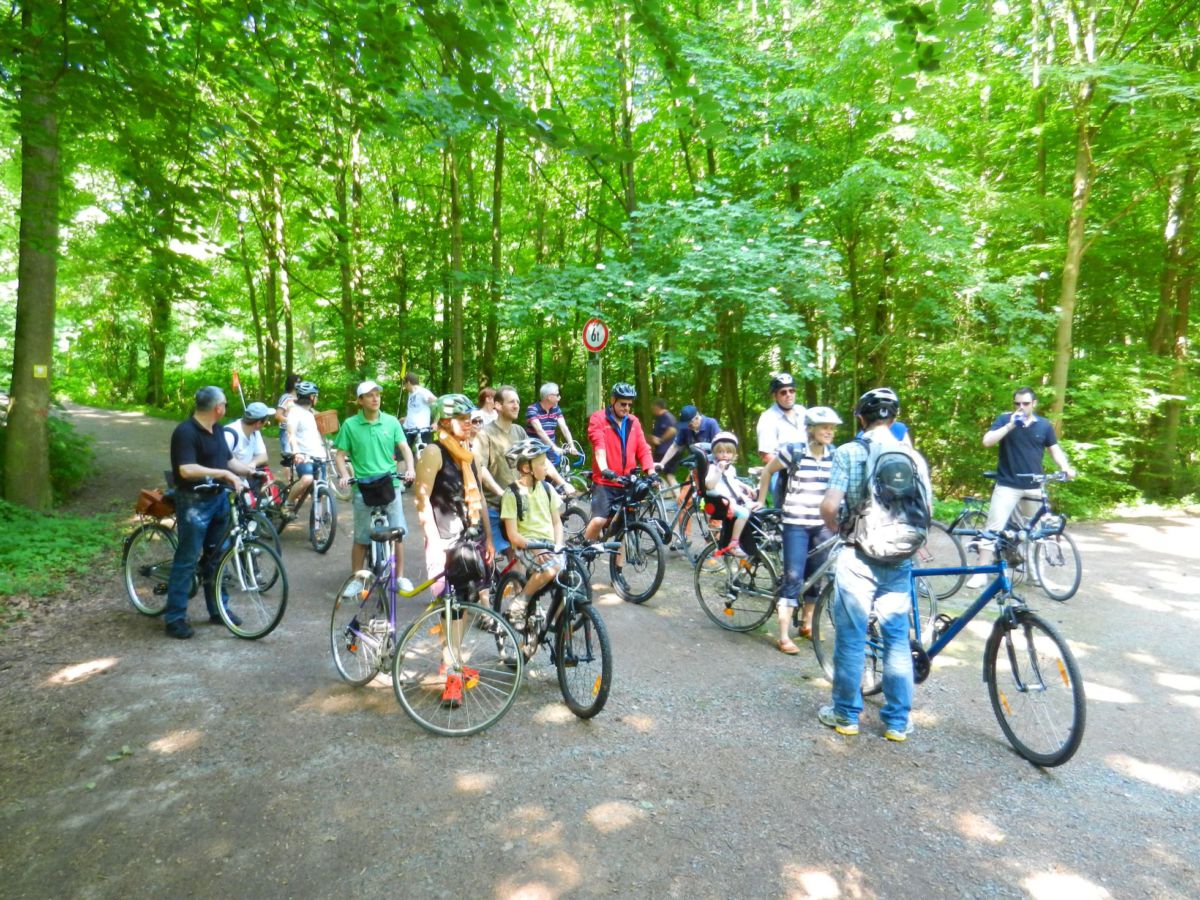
top-left (404, 426), bottom-right (433, 460)
top-left (636, 464), bottom-right (715, 565)
top-left (259, 453), bottom-right (338, 553)
top-left (555, 438), bottom-right (592, 499)
top-left (493, 540), bottom-right (618, 718)
top-left (811, 529), bottom-right (1086, 767)
top-left (948, 471), bottom-right (1081, 601)
top-left (582, 470), bottom-right (667, 604)
top-left (123, 483), bottom-right (283, 623)
top-left (329, 519), bottom-right (525, 737)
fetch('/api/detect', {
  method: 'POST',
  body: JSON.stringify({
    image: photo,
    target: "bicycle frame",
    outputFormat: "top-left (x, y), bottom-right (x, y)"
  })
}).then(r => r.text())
top-left (909, 560), bottom-right (1013, 661)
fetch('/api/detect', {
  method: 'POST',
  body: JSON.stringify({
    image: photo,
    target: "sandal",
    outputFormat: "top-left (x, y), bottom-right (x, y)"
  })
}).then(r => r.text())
top-left (777, 638), bottom-right (800, 655)
top-left (798, 625), bottom-right (812, 640)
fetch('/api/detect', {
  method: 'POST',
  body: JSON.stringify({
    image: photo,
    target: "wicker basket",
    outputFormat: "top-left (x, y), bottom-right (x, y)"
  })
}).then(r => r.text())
top-left (315, 409), bottom-right (340, 436)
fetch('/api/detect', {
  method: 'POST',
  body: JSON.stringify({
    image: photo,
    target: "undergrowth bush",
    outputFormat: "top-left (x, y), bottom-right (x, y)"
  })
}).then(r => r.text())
top-left (0, 500), bottom-right (117, 604)
top-left (0, 408), bottom-right (97, 504)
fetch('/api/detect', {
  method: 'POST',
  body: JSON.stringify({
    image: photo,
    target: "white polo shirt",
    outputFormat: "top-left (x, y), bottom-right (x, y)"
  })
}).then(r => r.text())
top-left (756, 403), bottom-right (807, 459)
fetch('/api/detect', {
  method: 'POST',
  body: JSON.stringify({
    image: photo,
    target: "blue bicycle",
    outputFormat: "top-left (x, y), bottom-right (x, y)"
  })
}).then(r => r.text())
top-left (812, 530), bottom-right (1086, 767)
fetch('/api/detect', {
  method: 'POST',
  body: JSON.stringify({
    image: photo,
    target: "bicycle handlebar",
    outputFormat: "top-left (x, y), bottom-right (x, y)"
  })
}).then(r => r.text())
top-left (1016, 471), bottom-right (1070, 484)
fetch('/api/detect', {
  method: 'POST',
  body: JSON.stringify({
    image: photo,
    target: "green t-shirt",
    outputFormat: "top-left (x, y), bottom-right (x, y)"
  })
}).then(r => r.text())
top-left (333, 411), bottom-right (405, 479)
top-left (499, 480), bottom-right (562, 542)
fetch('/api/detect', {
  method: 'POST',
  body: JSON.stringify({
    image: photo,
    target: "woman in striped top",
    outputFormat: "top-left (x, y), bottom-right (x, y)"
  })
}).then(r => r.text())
top-left (757, 406), bottom-right (843, 654)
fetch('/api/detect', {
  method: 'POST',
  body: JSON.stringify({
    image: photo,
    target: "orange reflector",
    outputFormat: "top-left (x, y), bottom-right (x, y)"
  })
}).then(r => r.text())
top-left (999, 691), bottom-right (1012, 716)
top-left (1057, 659), bottom-right (1069, 686)
top-left (430, 623), bottom-right (443, 636)
top-left (592, 676), bottom-right (601, 697)
top-left (724, 608), bottom-right (734, 616)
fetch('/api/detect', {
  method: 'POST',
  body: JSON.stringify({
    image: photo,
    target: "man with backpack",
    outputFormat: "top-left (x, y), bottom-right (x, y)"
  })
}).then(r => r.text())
top-left (818, 388), bottom-right (932, 742)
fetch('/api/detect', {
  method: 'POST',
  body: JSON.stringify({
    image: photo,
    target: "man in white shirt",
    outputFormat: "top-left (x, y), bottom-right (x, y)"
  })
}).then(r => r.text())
top-left (285, 382), bottom-right (327, 513)
top-left (403, 372), bottom-right (437, 450)
top-left (223, 402), bottom-right (271, 470)
top-left (756, 373), bottom-right (807, 463)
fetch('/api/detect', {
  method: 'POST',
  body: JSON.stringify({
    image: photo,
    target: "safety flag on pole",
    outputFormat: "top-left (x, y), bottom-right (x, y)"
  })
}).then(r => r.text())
top-left (231, 370), bottom-right (246, 409)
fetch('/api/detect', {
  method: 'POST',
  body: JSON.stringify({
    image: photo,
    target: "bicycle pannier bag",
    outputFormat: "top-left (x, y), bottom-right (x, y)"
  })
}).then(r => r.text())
top-left (847, 438), bottom-right (931, 563)
top-left (356, 474), bottom-right (396, 508)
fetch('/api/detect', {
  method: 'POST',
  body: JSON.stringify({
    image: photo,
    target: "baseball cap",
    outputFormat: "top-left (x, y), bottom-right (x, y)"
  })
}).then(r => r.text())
top-left (243, 401), bottom-right (272, 421)
top-left (680, 405), bottom-right (699, 421)
top-left (356, 380), bottom-right (383, 397)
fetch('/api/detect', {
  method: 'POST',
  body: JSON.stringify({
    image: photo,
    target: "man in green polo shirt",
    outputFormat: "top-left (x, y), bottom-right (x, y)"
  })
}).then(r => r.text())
top-left (333, 381), bottom-right (416, 589)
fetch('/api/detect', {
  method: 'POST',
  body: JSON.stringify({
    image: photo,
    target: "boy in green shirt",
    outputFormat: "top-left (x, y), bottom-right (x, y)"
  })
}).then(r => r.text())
top-left (499, 439), bottom-right (564, 630)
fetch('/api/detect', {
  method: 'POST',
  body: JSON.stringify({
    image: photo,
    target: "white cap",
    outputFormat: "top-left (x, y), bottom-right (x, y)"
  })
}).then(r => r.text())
top-left (356, 380), bottom-right (383, 397)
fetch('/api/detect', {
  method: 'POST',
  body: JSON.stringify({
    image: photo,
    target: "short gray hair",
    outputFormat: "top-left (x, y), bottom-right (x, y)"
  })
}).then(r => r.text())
top-left (540, 382), bottom-right (559, 399)
top-left (194, 386), bottom-right (226, 412)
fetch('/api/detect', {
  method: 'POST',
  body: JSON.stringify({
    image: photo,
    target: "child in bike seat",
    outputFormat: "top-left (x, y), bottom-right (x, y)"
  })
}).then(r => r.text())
top-left (705, 432), bottom-right (761, 557)
top-left (500, 439), bottom-right (565, 630)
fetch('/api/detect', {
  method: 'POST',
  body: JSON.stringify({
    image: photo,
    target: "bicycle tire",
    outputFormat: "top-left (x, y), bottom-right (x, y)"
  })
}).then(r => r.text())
top-left (1033, 532), bottom-right (1082, 601)
top-left (810, 580), bottom-right (883, 696)
top-left (561, 502), bottom-right (589, 545)
top-left (249, 510), bottom-right (283, 556)
top-left (693, 542), bottom-right (777, 632)
top-left (309, 483), bottom-right (337, 553)
top-left (677, 505), bottom-right (712, 565)
top-left (914, 521), bottom-right (966, 600)
top-left (493, 569), bottom-right (525, 618)
top-left (330, 572), bottom-right (390, 686)
top-left (122, 523), bottom-right (177, 616)
top-left (984, 609), bottom-right (1086, 766)
top-left (555, 602), bottom-right (612, 718)
top-left (215, 539), bottom-right (288, 639)
top-left (610, 521), bottom-right (665, 604)
top-left (392, 601), bottom-right (524, 737)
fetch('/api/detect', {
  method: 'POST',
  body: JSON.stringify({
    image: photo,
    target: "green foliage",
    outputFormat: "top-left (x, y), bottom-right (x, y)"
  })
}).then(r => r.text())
top-left (0, 412), bottom-right (96, 505)
top-left (0, 500), bottom-right (117, 599)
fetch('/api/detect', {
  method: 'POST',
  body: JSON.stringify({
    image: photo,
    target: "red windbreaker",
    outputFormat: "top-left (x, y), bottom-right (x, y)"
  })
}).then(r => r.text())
top-left (588, 406), bottom-right (654, 487)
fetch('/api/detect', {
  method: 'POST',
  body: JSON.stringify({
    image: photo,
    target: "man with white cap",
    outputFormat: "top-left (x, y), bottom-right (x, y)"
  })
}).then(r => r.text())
top-left (223, 401), bottom-right (272, 470)
top-left (333, 381), bottom-right (415, 588)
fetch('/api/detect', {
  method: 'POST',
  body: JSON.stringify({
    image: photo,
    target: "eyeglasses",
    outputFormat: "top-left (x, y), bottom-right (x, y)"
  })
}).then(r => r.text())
top-left (777, 388), bottom-right (796, 395)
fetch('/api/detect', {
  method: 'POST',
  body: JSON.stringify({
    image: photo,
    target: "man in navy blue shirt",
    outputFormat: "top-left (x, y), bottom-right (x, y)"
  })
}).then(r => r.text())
top-left (655, 404), bottom-right (721, 474)
top-left (981, 386), bottom-right (1075, 534)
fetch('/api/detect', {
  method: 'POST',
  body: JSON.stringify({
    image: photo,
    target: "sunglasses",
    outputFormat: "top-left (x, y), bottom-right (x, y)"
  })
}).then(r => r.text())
top-left (1014, 400), bottom-right (1033, 407)
top-left (777, 388), bottom-right (796, 395)
top-left (614, 401), bottom-right (634, 409)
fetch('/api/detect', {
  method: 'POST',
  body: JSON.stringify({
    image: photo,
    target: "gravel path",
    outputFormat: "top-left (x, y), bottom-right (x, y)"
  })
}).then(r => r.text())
top-left (0, 405), bottom-right (1197, 898)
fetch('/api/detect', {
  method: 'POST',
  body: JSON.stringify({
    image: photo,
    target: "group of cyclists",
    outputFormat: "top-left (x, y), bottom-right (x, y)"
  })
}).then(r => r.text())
top-left (162, 368), bottom-right (1074, 746)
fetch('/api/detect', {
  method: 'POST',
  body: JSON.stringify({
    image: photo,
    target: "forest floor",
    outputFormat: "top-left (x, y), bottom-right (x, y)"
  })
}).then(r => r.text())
top-left (0, 405), bottom-right (1198, 898)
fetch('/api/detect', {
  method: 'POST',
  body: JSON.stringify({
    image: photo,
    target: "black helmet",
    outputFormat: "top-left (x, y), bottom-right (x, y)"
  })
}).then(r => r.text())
top-left (855, 387), bottom-right (899, 420)
top-left (611, 382), bottom-right (637, 399)
top-left (295, 381), bottom-right (319, 398)
top-left (769, 373), bottom-right (796, 394)
top-left (445, 541), bottom-right (487, 588)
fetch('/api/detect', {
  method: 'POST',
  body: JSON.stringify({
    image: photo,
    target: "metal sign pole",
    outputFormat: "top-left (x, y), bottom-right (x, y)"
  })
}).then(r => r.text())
top-left (585, 351), bottom-right (602, 415)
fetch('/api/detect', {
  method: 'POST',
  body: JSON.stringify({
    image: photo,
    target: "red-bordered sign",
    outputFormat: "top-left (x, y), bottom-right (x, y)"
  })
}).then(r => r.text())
top-left (582, 318), bottom-right (610, 352)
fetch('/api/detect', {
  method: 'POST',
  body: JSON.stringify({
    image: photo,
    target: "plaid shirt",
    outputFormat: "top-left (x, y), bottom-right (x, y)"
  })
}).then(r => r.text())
top-left (827, 439), bottom-right (869, 514)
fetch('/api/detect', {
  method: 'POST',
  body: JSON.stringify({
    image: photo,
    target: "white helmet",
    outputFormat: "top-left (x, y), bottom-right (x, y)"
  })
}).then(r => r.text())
top-left (806, 406), bottom-right (843, 427)
top-left (711, 431), bottom-right (740, 450)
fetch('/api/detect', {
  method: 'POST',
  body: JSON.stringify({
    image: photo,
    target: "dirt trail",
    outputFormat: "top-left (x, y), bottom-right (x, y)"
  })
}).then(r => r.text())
top-left (0, 405), bottom-right (1197, 898)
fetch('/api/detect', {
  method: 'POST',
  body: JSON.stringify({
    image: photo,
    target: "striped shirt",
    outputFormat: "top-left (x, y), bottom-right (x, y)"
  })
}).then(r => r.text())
top-left (777, 442), bottom-right (833, 528)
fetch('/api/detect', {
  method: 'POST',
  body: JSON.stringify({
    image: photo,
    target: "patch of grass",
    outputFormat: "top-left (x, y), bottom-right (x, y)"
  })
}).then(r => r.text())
top-left (0, 500), bottom-right (119, 600)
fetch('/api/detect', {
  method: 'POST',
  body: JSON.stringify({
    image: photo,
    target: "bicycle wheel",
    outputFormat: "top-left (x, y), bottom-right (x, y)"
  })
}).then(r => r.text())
top-left (1033, 532), bottom-right (1082, 601)
top-left (561, 502), bottom-right (589, 544)
top-left (913, 521), bottom-right (966, 600)
top-left (330, 572), bottom-right (390, 686)
top-left (309, 483), bottom-right (337, 553)
top-left (984, 609), bottom-right (1086, 766)
top-left (215, 539), bottom-right (288, 639)
top-left (392, 601), bottom-right (524, 737)
top-left (810, 580), bottom-right (883, 696)
top-left (325, 438), bottom-right (353, 500)
top-left (693, 542), bottom-right (776, 632)
top-left (555, 602), bottom-right (612, 718)
top-left (610, 521), bottom-right (665, 604)
top-left (122, 523), bottom-right (177, 616)
top-left (676, 505), bottom-right (712, 565)
top-left (492, 569), bottom-right (525, 617)
top-left (249, 510), bottom-right (283, 556)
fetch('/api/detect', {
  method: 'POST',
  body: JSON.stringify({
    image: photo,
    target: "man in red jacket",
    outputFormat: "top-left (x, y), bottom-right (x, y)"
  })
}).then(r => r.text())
top-left (584, 382), bottom-right (655, 543)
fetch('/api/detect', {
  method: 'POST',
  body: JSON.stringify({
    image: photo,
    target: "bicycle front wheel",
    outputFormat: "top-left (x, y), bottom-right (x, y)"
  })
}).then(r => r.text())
top-left (676, 505), bottom-right (711, 564)
top-left (330, 572), bottom-right (390, 686)
top-left (610, 521), bottom-right (665, 604)
top-left (216, 539), bottom-right (288, 639)
top-left (392, 601), bottom-right (524, 737)
top-left (985, 609), bottom-right (1086, 767)
top-left (1033, 532), bottom-right (1082, 601)
top-left (914, 521), bottom-right (966, 600)
top-left (811, 580), bottom-right (883, 697)
top-left (309, 484), bottom-right (337, 553)
top-left (122, 523), bottom-right (177, 616)
top-left (561, 502), bottom-right (589, 545)
top-left (555, 602), bottom-right (612, 718)
top-left (693, 543), bottom-right (776, 632)
top-left (249, 510), bottom-right (283, 556)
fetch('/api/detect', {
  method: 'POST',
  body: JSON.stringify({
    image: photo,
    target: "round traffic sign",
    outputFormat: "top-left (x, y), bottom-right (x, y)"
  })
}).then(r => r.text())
top-left (582, 317), bottom-right (609, 352)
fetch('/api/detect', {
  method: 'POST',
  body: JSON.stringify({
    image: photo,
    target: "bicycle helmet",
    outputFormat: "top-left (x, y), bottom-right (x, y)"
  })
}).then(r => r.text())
top-left (854, 387), bottom-right (899, 420)
top-left (505, 438), bottom-right (552, 466)
top-left (769, 373), bottom-right (796, 394)
top-left (434, 393), bottom-right (476, 419)
top-left (805, 406), bottom-right (843, 427)
top-left (711, 431), bottom-right (740, 449)
top-left (295, 381), bottom-right (319, 398)
top-left (611, 382), bottom-right (637, 399)
top-left (445, 540), bottom-right (487, 589)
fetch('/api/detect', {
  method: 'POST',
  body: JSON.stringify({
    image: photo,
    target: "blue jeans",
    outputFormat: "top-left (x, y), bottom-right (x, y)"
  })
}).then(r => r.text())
top-left (165, 491), bottom-right (229, 625)
top-left (780, 523), bottom-right (833, 606)
top-left (830, 548), bottom-right (913, 731)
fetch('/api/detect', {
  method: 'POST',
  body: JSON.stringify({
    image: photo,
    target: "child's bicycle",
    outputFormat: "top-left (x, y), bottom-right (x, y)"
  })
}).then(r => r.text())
top-left (493, 540), bottom-right (619, 718)
top-left (811, 530), bottom-right (1086, 767)
top-left (329, 498), bottom-right (524, 737)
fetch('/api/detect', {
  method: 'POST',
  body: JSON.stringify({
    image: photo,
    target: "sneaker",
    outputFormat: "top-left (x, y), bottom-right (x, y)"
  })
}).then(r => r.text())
top-left (507, 599), bottom-right (528, 630)
top-left (280, 505), bottom-right (298, 523)
top-left (884, 719), bottom-right (916, 742)
top-left (165, 620), bottom-right (194, 640)
top-left (396, 577), bottom-right (414, 593)
top-left (818, 704), bottom-right (859, 736)
top-left (966, 573), bottom-right (987, 589)
top-left (441, 673), bottom-right (463, 707)
top-left (342, 579), bottom-right (365, 598)
top-left (209, 607), bottom-right (243, 627)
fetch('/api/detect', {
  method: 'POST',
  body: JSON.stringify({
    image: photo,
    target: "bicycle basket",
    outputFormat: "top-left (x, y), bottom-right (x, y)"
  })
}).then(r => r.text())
top-left (136, 489), bottom-right (175, 519)
top-left (357, 475), bottom-right (396, 508)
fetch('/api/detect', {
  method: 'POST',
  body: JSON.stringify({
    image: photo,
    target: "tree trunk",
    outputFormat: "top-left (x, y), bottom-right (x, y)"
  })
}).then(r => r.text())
top-left (237, 218), bottom-right (267, 391)
top-left (271, 172), bottom-right (293, 389)
top-left (484, 125), bottom-right (504, 386)
top-left (448, 135), bottom-right (465, 391)
top-left (5, 2), bottom-right (60, 509)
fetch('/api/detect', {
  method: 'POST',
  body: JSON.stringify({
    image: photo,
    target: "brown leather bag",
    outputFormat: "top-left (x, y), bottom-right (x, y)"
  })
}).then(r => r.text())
top-left (135, 489), bottom-right (175, 519)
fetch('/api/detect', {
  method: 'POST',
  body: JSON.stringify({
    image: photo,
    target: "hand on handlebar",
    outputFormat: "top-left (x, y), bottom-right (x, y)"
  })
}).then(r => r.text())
top-left (402, 471), bottom-right (415, 485)
top-left (601, 469), bottom-right (618, 481)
